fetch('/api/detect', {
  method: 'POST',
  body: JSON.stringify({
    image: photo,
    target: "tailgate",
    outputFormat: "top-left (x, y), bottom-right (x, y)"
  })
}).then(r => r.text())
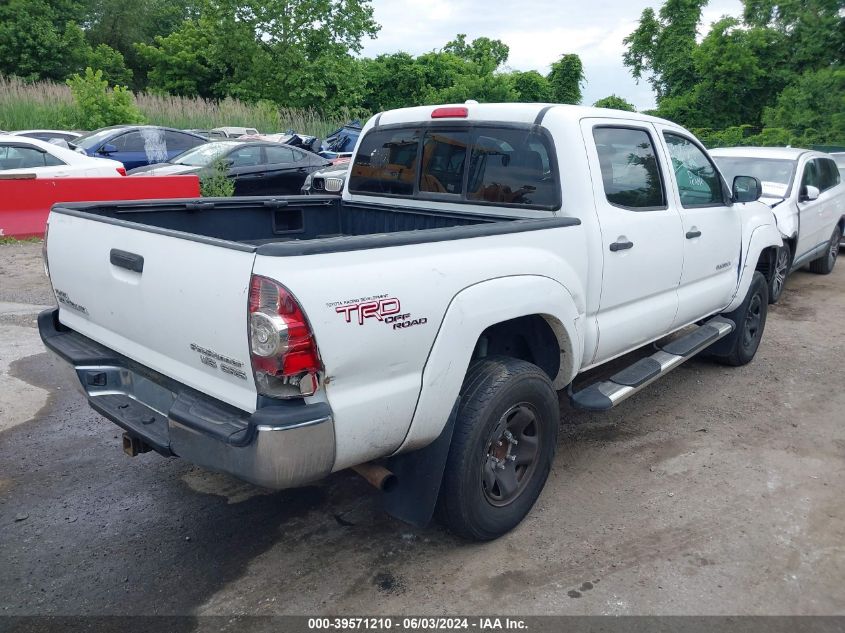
top-left (46, 211), bottom-right (258, 412)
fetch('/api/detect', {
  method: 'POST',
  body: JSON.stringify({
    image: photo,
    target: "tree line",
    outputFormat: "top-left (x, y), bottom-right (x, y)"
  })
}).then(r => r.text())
top-left (625, 0), bottom-right (844, 145)
top-left (0, 0), bottom-right (841, 145)
top-left (0, 0), bottom-right (589, 116)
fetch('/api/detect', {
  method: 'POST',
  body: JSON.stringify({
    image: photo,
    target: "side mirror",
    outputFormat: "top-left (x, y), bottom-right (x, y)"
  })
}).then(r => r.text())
top-left (799, 185), bottom-right (820, 202)
top-left (732, 175), bottom-right (762, 203)
top-left (99, 143), bottom-right (118, 155)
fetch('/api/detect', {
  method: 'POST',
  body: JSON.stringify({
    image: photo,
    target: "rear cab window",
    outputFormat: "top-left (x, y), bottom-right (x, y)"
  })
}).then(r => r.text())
top-left (348, 124), bottom-right (560, 210)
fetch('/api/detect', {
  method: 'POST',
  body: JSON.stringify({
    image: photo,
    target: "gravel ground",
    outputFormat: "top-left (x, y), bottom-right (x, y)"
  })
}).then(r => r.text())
top-left (0, 240), bottom-right (843, 619)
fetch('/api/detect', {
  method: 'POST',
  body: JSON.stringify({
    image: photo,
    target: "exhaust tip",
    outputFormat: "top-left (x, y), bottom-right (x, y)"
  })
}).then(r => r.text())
top-left (352, 463), bottom-right (397, 492)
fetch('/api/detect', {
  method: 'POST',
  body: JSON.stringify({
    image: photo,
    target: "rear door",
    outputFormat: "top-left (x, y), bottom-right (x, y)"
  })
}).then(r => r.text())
top-left (657, 129), bottom-right (741, 325)
top-left (164, 130), bottom-right (205, 162)
top-left (795, 158), bottom-right (826, 258)
top-left (46, 211), bottom-right (259, 412)
top-left (582, 120), bottom-right (684, 363)
top-left (262, 145), bottom-right (311, 195)
top-left (228, 144), bottom-right (267, 195)
top-left (796, 157), bottom-right (843, 259)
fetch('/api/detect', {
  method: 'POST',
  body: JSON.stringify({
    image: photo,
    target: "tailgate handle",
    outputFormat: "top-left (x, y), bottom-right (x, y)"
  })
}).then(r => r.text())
top-left (110, 249), bottom-right (144, 273)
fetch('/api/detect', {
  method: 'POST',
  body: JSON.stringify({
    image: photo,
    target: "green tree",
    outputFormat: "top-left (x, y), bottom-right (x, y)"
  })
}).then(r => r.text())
top-left (547, 54), bottom-right (585, 104)
top-left (743, 0), bottom-right (844, 71)
top-left (200, 158), bottom-right (235, 197)
top-left (443, 34), bottom-right (510, 74)
top-left (66, 67), bottom-right (144, 129)
top-left (623, 0), bottom-right (707, 100)
top-left (509, 71), bottom-right (553, 102)
top-left (593, 94), bottom-right (637, 111)
top-left (137, 0), bottom-right (378, 113)
top-left (0, 0), bottom-right (89, 81)
top-left (360, 53), bottom-right (429, 112)
top-left (137, 15), bottom-right (248, 99)
top-left (86, 43), bottom-right (133, 86)
top-left (83, 0), bottom-right (201, 89)
top-left (763, 67), bottom-right (845, 142)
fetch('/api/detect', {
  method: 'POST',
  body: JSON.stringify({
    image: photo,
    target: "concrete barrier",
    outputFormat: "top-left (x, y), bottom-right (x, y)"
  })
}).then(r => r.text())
top-left (0, 175), bottom-right (201, 238)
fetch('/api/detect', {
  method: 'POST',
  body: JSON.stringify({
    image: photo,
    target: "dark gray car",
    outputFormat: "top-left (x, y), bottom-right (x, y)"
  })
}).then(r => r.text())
top-left (129, 140), bottom-right (329, 196)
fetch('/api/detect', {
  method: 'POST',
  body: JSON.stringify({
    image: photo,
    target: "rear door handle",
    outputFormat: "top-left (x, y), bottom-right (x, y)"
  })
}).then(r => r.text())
top-left (609, 240), bottom-right (634, 252)
top-left (686, 230), bottom-right (702, 239)
top-left (110, 249), bottom-right (144, 273)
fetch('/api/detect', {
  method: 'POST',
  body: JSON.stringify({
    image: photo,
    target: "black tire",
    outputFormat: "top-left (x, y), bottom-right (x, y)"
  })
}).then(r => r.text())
top-left (437, 356), bottom-right (558, 541)
top-left (713, 271), bottom-right (769, 366)
top-left (809, 225), bottom-right (841, 274)
top-left (768, 244), bottom-right (791, 304)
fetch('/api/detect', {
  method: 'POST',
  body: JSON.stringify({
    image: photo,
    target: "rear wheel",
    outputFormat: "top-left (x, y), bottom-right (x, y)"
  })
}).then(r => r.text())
top-left (437, 356), bottom-right (558, 541)
top-left (809, 225), bottom-right (841, 274)
top-left (713, 271), bottom-right (769, 367)
top-left (768, 244), bottom-right (791, 304)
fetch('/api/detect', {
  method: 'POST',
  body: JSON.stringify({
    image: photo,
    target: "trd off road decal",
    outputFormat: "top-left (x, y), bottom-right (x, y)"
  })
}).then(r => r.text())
top-left (327, 295), bottom-right (428, 330)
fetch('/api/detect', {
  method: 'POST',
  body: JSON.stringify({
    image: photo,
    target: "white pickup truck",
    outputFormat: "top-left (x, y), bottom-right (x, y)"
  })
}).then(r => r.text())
top-left (711, 147), bottom-right (845, 302)
top-left (39, 103), bottom-right (782, 541)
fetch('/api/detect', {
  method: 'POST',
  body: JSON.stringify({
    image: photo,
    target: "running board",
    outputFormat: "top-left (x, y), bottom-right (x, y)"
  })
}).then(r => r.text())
top-left (570, 316), bottom-right (735, 412)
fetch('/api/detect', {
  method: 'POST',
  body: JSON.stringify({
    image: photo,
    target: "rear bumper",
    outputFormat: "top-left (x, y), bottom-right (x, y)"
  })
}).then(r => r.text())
top-left (38, 308), bottom-right (335, 489)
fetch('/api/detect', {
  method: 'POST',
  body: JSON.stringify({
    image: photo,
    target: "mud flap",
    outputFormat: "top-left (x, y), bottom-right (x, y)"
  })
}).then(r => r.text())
top-left (383, 400), bottom-right (458, 528)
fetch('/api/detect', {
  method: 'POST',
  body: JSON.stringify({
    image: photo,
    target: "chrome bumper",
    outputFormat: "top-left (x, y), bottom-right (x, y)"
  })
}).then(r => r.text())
top-left (39, 308), bottom-right (335, 489)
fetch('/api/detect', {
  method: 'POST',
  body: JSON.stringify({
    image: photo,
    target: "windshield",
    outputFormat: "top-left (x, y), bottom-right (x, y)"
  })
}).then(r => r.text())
top-left (172, 142), bottom-right (233, 166)
top-left (73, 128), bottom-right (122, 151)
top-left (713, 157), bottom-right (796, 198)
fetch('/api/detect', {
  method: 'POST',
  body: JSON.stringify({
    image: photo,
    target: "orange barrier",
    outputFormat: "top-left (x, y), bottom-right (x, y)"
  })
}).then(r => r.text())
top-left (0, 175), bottom-right (201, 238)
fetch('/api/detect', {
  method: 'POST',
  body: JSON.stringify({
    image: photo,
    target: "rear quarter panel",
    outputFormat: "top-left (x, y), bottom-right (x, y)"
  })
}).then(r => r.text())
top-left (252, 225), bottom-right (587, 470)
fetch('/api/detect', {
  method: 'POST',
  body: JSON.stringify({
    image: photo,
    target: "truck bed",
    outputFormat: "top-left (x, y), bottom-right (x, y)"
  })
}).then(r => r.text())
top-left (52, 196), bottom-right (577, 256)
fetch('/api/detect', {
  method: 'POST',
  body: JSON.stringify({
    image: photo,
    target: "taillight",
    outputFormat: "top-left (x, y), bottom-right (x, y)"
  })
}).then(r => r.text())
top-left (248, 275), bottom-right (321, 398)
top-left (116, 167), bottom-right (127, 176)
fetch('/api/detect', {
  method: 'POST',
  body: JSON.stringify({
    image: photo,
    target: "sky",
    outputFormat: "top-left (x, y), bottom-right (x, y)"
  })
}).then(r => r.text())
top-left (359, 0), bottom-right (745, 111)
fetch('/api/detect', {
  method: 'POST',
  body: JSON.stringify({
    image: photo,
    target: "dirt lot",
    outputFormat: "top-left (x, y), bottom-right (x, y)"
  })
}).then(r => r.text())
top-left (1, 240), bottom-right (844, 617)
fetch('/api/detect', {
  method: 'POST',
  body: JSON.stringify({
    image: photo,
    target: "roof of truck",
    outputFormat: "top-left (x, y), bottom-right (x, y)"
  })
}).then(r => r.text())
top-left (373, 102), bottom-right (685, 130)
top-left (709, 147), bottom-right (811, 160)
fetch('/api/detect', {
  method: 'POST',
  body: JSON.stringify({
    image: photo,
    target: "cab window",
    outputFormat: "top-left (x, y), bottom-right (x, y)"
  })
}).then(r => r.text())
top-left (420, 130), bottom-right (468, 195)
top-left (467, 129), bottom-right (557, 207)
top-left (349, 124), bottom-right (559, 209)
top-left (593, 127), bottom-right (666, 210)
top-left (348, 128), bottom-right (421, 196)
top-left (663, 133), bottom-right (724, 207)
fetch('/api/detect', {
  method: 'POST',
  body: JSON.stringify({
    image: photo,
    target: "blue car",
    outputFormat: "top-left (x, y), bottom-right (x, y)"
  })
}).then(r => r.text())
top-left (71, 126), bottom-right (207, 171)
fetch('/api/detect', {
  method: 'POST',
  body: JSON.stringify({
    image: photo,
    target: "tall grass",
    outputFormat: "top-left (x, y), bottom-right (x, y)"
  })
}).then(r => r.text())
top-left (0, 76), bottom-right (355, 135)
top-left (0, 77), bottom-right (77, 130)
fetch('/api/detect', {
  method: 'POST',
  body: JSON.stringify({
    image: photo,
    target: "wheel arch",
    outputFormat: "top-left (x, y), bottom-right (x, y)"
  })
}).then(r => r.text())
top-left (394, 275), bottom-right (583, 454)
top-left (725, 222), bottom-right (783, 313)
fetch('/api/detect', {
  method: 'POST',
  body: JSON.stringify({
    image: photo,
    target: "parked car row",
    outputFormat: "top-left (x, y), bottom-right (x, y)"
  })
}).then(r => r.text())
top-left (130, 140), bottom-right (330, 195)
top-left (1, 124), bottom-right (332, 195)
top-left (0, 134), bottom-right (126, 178)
